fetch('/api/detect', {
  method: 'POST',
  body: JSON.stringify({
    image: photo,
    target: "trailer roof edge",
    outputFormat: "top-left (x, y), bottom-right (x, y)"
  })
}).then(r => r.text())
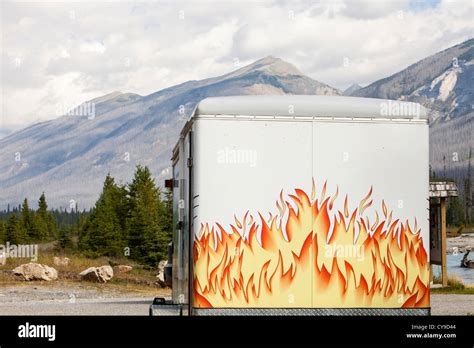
top-left (194, 95), bottom-right (429, 120)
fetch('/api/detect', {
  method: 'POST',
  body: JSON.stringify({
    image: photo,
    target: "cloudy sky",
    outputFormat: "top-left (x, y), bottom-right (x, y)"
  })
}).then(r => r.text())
top-left (1, 0), bottom-right (473, 133)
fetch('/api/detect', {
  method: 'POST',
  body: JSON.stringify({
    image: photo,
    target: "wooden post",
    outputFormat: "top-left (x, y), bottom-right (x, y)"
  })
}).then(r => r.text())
top-left (440, 198), bottom-right (448, 287)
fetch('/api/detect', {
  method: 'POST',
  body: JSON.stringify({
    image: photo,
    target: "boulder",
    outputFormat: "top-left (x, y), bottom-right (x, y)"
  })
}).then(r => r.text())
top-left (13, 263), bottom-right (58, 281)
top-left (79, 265), bottom-right (114, 283)
top-left (156, 260), bottom-right (167, 287)
top-left (113, 265), bottom-right (133, 273)
top-left (53, 256), bottom-right (71, 266)
top-left (461, 250), bottom-right (474, 269)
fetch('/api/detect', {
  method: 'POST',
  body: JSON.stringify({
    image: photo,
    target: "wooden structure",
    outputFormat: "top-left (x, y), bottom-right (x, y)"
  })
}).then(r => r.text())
top-left (429, 181), bottom-right (458, 287)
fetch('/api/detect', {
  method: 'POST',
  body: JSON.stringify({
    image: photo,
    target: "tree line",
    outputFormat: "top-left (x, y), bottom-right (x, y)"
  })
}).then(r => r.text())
top-left (0, 165), bottom-right (173, 268)
top-left (0, 194), bottom-right (58, 244)
top-left (430, 166), bottom-right (472, 227)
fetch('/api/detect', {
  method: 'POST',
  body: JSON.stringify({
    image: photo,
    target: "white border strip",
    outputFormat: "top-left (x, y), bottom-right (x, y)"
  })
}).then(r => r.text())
top-left (195, 114), bottom-right (428, 124)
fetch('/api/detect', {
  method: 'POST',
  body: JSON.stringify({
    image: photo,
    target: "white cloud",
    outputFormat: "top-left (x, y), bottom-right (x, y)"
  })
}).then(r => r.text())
top-left (1, 0), bottom-right (472, 131)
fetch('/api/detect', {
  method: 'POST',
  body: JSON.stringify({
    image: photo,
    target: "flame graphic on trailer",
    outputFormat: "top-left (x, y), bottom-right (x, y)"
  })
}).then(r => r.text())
top-left (193, 181), bottom-right (429, 308)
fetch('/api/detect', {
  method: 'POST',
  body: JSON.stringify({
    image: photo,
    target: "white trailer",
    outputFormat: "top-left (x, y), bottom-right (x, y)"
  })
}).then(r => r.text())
top-left (151, 95), bottom-right (430, 316)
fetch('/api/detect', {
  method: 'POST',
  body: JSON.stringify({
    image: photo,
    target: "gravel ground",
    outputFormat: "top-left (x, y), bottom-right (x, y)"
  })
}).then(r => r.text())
top-left (430, 294), bottom-right (474, 315)
top-left (0, 284), bottom-right (471, 315)
top-left (0, 297), bottom-right (152, 315)
top-left (0, 283), bottom-right (166, 315)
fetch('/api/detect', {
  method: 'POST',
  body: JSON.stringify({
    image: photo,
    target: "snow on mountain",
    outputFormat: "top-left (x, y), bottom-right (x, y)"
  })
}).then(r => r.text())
top-left (353, 38), bottom-right (473, 193)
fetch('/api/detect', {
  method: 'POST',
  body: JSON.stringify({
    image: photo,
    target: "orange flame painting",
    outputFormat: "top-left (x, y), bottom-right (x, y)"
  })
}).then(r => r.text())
top-left (193, 181), bottom-right (430, 309)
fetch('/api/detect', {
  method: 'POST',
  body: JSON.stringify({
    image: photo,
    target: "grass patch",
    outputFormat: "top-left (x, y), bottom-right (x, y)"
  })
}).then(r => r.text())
top-left (431, 274), bottom-right (474, 294)
top-left (446, 275), bottom-right (465, 289)
top-left (0, 247), bottom-right (163, 290)
top-left (432, 274), bottom-right (466, 289)
top-left (431, 287), bottom-right (474, 295)
top-left (447, 224), bottom-right (474, 235)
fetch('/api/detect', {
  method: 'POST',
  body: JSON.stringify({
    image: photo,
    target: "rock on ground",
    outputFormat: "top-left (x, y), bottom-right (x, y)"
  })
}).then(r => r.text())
top-left (79, 266), bottom-right (114, 283)
top-left (113, 265), bottom-right (133, 273)
top-left (156, 260), bottom-right (167, 287)
top-left (13, 263), bottom-right (58, 281)
top-left (53, 257), bottom-right (71, 266)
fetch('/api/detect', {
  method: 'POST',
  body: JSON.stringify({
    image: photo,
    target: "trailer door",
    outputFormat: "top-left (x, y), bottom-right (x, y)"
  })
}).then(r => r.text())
top-left (192, 118), bottom-right (313, 309)
top-left (312, 120), bottom-right (430, 309)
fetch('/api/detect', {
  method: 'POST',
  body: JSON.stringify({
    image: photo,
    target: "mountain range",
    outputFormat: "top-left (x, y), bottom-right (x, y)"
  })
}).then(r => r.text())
top-left (0, 39), bottom-right (472, 210)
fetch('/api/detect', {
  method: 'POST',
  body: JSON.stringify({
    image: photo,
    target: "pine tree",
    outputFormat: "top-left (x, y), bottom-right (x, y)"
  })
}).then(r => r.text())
top-left (58, 225), bottom-right (73, 250)
top-left (6, 214), bottom-right (28, 244)
top-left (21, 198), bottom-right (35, 242)
top-left (33, 213), bottom-right (48, 241)
top-left (21, 198), bottom-right (31, 228)
top-left (114, 184), bottom-right (130, 245)
top-left (38, 193), bottom-right (47, 215)
top-left (0, 220), bottom-right (6, 243)
top-left (36, 193), bottom-right (57, 240)
top-left (128, 165), bottom-right (167, 266)
top-left (36, 193), bottom-right (49, 240)
top-left (79, 174), bottom-right (125, 257)
top-left (447, 196), bottom-right (466, 226)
